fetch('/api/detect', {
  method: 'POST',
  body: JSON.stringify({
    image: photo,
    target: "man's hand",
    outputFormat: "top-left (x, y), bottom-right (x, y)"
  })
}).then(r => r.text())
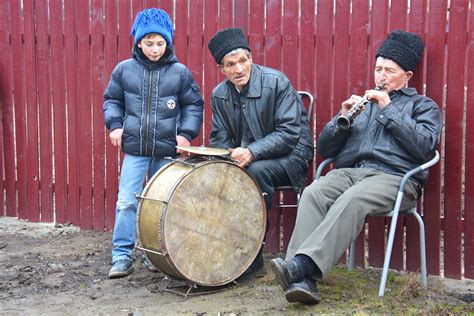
top-left (341, 95), bottom-right (364, 117)
top-left (176, 135), bottom-right (191, 154)
top-left (364, 88), bottom-right (391, 109)
top-left (109, 128), bottom-right (123, 147)
top-left (229, 147), bottom-right (254, 168)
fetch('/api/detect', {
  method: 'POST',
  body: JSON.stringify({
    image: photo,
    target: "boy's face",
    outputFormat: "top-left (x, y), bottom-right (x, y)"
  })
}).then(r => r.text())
top-left (138, 34), bottom-right (167, 62)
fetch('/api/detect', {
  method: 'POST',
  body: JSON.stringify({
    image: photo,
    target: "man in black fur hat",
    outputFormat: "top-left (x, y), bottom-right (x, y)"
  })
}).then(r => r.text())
top-left (270, 30), bottom-right (442, 304)
top-left (207, 28), bottom-right (314, 277)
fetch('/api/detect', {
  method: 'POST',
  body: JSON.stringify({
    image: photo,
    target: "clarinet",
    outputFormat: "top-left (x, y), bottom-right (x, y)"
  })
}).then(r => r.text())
top-left (336, 84), bottom-right (384, 130)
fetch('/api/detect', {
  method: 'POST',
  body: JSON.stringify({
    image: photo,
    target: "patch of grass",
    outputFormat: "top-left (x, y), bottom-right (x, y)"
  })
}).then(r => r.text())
top-left (286, 266), bottom-right (474, 314)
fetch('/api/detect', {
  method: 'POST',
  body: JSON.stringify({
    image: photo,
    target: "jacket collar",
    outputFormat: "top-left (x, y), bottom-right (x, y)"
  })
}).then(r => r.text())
top-left (214, 64), bottom-right (262, 99)
top-left (392, 87), bottom-right (417, 97)
top-left (132, 45), bottom-right (177, 69)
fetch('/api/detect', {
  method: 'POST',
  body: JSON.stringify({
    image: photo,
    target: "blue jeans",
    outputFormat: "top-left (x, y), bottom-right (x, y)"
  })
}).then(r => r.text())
top-left (111, 154), bottom-right (170, 264)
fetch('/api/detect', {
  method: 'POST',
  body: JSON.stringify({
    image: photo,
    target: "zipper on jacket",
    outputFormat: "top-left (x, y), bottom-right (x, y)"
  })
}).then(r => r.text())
top-left (145, 69), bottom-right (153, 155)
top-left (222, 100), bottom-right (237, 144)
top-left (151, 71), bottom-right (160, 156)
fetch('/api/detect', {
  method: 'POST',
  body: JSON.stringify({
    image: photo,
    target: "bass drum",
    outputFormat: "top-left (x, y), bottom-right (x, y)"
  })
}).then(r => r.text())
top-left (137, 157), bottom-right (266, 286)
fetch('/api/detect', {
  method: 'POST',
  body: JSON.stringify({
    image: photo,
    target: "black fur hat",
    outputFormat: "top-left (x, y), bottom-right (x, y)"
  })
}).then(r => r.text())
top-left (375, 30), bottom-right (424, 71)
top-left (208, 28), bottom-right (251, 64)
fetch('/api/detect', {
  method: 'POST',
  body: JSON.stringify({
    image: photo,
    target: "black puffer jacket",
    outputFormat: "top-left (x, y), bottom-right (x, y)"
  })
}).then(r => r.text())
top-left (209, 64), bottom-right (314, 190)
top-left (317, 88), bottom-right (442, 186)
top-left (103, 46), bottom-right (204, 157)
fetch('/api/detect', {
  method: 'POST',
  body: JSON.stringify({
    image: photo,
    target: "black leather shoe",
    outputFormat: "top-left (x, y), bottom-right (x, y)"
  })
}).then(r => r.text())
top-left (270, 257), bottom-right (301, 291)
top-left (285, 278), bottom-right (321, 305)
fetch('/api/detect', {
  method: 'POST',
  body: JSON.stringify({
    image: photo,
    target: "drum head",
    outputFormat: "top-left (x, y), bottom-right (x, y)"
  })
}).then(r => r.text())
top-left (163, 160), bottom-right (265, 286)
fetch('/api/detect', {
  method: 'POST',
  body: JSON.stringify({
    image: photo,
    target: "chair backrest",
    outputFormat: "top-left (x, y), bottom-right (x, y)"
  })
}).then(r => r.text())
top-left (296, 90), bottom-right (314, 121)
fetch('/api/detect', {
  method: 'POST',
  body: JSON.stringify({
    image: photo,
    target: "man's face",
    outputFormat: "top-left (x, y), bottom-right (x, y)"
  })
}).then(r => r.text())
top-left (374, 57), bottom-right (413, 92)
top-left (138, 34), bottom-right (167, 62)
top-left (220, 50), bottom-right (252, 90)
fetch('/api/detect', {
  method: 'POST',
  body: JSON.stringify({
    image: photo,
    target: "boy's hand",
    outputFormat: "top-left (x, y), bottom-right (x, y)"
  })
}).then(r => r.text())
top-left (176, 135), bottom-right (190, 154)
top-left (109, 128), bottom-right (123, 147)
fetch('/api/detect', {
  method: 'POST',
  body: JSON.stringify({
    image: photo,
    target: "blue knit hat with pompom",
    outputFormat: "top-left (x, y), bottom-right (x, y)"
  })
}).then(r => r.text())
top-left (131, 8), bottom-right (174, 47)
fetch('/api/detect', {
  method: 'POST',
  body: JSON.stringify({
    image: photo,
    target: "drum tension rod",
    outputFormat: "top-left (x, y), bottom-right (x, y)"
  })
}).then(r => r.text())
top-left (134, 193), bottom-right (168, 204)
top-left (135, 245), bottom-right (167, 256)
top-left (164, 157), bottom-right (198, 167)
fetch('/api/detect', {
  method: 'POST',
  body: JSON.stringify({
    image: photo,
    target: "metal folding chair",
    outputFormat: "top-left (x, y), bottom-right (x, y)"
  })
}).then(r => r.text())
top-left (315, 150), bottom-right (440, 297)
top-left (273, 90), bottom-right (315, 208)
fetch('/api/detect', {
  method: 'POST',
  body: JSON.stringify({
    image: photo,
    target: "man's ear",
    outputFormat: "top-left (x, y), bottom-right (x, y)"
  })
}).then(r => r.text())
top-left (406, 71), bottom-right (413, 81)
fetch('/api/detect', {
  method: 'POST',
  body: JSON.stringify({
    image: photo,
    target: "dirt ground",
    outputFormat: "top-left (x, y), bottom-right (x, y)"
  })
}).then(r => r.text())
top-left (1, 216), bottom-right (473, 315)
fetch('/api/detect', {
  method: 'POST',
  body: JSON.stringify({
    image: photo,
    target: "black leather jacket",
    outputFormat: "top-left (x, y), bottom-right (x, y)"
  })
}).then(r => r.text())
top-left (209, 64), bottom-right (314, 190)
top-left (317, 87), bottom-right (442, 186)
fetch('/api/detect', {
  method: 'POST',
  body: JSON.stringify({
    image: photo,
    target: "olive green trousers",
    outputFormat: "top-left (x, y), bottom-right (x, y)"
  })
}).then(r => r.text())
top-left (285, 168), bottom-right (419, 276)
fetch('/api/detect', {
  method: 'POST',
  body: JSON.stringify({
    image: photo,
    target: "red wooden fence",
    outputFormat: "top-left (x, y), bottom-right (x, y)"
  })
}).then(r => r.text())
top-left (0, 0), bottom-right (473, 280)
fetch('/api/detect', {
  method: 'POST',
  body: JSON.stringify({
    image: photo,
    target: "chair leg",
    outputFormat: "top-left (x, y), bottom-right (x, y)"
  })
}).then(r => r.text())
top-left (378, 192), bottom-right (404, 297)
top-left (348, 240), bottom-right (355, 271)
top-left (410, 210), bottom-right (428, 288)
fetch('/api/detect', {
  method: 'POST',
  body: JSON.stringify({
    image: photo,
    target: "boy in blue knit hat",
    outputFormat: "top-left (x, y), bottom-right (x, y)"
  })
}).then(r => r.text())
top-left (103, 8), bottom-right (204, 278)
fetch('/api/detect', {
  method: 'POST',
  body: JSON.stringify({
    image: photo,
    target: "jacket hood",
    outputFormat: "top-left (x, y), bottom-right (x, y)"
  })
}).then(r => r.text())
top-left (132, 44), bottom-right (178, 68)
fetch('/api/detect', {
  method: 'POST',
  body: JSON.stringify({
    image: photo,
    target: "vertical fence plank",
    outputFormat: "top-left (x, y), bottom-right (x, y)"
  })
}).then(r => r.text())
top-left (64, 0), bottom-right (79, 225)
top-left (23, 0), bottom-right (41, 222)
top-left (104, 0), bottom-right (119, 230)
top-left (219, 0), bottom-right (233, 29)
top-left (49, 0), bottom-right (68, 224)
top-left (157, 0), bottom-right (173, 14)
top-left (299, 0), bottom-right (315, 94)
top-left (76, 1), bottom-right (93, 229)
top-left (388, 0), bottom-right (407, 30)
top-left (91, 0), bottom-right (106, 230)
top-left (174, 0), bottom-right (188, 64)
top-left (203, 1), bottom-right (219, 144)
top-left (9, 0), bottom-right (27, 220)
top-left (423, 0), bottom-right (447, 277)
top-left (118, 0), bottom-right (132, 62)
top-left (444, 0), bottom-right (468, 279)
top-left (35, 0), bottom-right (54, 222)
top-left (0, 0), bottom-right (11, 217)
top-left (248, 0), bottom-right (265, 66)
top-left (234, 0), bottom-right (248, 32)
top-left (187, 0), bottom-right (203, 145)
top-left (264, 0), bottom-right (282, 69)
top-left (315, 0), bottom-right (333, 140)
top-left (464, 3), bottom-right (474, 280)
top-left (367, 0), bottom-right (389, 269)
top-left (131, 0), bottom-right (144, 22)
top-left (1, 0), bottom-right (16, 218)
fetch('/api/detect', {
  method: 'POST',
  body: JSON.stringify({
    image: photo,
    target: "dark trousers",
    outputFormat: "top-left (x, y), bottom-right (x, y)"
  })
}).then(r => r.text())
top-left (246, 159), bottom-right (291, 231)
